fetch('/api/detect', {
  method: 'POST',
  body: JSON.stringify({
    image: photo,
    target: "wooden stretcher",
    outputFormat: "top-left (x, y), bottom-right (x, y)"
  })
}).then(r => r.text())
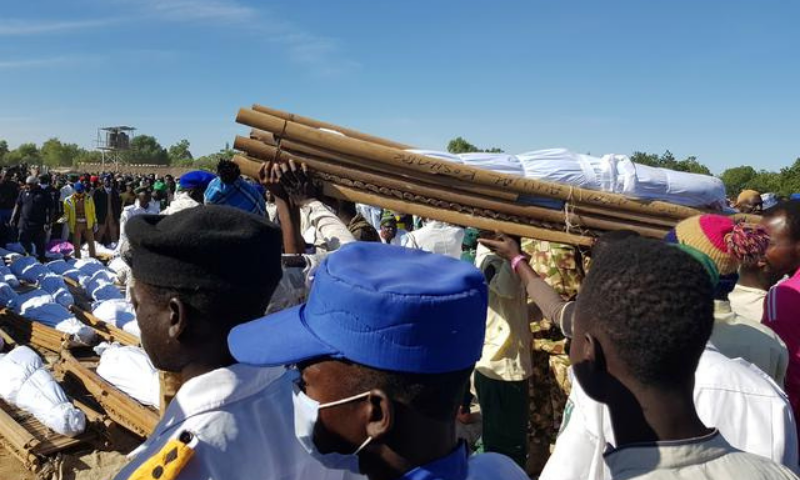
top-left (55, 348), bottom-right (160, 438)
top-left (0, 308), bottom-right (73, 354)
top-left (233, 105), bottom-right (760, 245)
top-left (0, 328), bottom-right (105, 472)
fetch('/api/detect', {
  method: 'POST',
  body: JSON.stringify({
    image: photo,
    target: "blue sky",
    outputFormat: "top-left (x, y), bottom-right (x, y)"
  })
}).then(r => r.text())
top-left (1, 0), bottom-right (797, 173)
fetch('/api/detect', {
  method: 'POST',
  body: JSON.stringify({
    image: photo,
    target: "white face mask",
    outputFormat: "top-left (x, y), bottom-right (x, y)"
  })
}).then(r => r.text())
top-left (292, 381), bottom-right (372, 474)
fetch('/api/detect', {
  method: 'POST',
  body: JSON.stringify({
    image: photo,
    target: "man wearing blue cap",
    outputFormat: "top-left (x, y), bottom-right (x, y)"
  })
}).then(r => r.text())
top-left (229, 243), bottom-right (529, 480)
top-left (163, 170), bottom-right (216, 215)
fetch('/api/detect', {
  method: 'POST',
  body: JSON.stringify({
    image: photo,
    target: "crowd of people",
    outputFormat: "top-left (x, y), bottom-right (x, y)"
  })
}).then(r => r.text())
top-left (1, 157), bottom-right (800, 480)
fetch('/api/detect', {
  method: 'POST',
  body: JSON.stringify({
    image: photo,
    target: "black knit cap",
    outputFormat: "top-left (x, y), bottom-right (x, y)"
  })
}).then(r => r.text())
top-left (126, 205), bottom-right (282, 290)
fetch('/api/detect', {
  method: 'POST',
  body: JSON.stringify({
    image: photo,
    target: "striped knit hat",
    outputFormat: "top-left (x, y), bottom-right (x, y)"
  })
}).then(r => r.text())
top-left (665, 215), bottom-right (738, 275)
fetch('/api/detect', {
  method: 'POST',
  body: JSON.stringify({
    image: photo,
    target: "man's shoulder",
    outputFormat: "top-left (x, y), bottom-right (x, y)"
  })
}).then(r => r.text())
top-left (710, 450), bottom-right (798, 479)
top-left (696, 347), bottom-right (785, 398)
top-left (467, 453), bottom-right (529, 479)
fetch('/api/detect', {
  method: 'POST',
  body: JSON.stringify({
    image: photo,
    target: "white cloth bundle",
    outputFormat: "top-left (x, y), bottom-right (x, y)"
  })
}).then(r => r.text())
top-left (19, 293), bottom-right (97, 345)
top-left (0, 346), bottom-right (86, 436)
top-left (94, 342), bottom-right (159, 408)
top-left (85, 270), bottom-right (123, 302)
top-left (0, 281), bottom-right (20, 309)
top-left (92, 299), bottom-right (138, 337)
top-left (458, 153), bottom-right (525, 177)
top-left (46, 259), bottom-right (81, 279)
top-left (38, 274), bottom-right (74, 308)
top-left (0, 264), bottom-right (20, 288)
top-left (73, 258), bottom-right (105, 278)
top-left (81, 242), bottom-right (116, 258)
top-left (412, 147), bottom-right (727, 208)
top-left (107, 257), bottom-right (131, 286)
top-left (10, 256), bottom-right (50, 283)
top-left (5, 243), bottom-right (26, 255)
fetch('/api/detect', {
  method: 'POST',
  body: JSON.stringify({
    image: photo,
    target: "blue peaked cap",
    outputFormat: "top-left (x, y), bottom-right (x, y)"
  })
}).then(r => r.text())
top-left (229, 243), bottom-right (488, 374)
top-left (178, 171), bottom-right (216, 191)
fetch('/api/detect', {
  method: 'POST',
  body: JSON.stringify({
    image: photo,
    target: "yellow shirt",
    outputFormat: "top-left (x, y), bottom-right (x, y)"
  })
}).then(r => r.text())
top-left (474, 245), bottom-right (533, 382)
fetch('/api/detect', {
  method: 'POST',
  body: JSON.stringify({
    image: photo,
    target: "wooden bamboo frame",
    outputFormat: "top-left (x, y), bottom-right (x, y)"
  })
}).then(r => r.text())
top-left (236, 108), bottom-right (706, 220)
top-left (234, 152), bottom-right (670, 239)
top-left (240, 134), bottom-right (519, 202)
top-left (0, 309), bottom-right (71, 353)
top-left (55, 349), bottom-right (159, 438)
top-left (322, 183), bottom-right (595, 246)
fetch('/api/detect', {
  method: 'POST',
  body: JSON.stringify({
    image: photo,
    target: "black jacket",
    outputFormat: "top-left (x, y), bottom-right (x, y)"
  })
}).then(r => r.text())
top-left (14, 187), bottom-right (52, 229)
top-left (93, 188), bottom-right (123, 222)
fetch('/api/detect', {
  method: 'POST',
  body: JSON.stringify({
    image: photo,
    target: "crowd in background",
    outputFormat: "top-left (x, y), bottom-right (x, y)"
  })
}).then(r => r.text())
top-left (1, 158), bottom-right (800, 479)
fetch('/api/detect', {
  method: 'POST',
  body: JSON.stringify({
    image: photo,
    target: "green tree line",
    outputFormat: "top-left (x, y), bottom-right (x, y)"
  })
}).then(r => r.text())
top-left (0, 136), bottom-right (232, 171)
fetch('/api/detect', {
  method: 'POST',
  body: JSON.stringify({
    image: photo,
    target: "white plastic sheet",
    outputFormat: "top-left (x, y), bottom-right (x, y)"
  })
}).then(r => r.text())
top-left (0, 346), bottom-right (86, 436)
top-left (95, 343), bottom-right (159, 408)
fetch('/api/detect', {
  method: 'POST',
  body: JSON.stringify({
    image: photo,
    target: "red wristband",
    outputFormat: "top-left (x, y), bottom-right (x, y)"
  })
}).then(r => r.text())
top-left (510, 254), bottom-right (528, 273)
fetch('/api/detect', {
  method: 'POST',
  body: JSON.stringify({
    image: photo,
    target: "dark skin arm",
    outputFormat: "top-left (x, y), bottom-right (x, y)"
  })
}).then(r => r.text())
top-left (259, 161), bottom-right (304, 254)
top-left (478, 233), bottom-right (575, 337)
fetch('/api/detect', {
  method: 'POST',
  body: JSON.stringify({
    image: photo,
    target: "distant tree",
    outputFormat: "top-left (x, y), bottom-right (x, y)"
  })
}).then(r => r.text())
top-left (124, 135), bottom-right (169, 165)
top-left (777, 158), bottom-right (800, 195)
top-left (447, 137), bottom-right (480, 154)
top-left (447, 137), bottom-right (504, 154)
top-left (631, 150), bottom-right (711, 175)
top-left (41, 138), bottom-right (83, 167)
top-left (191, 146), bottom-right (236, 171)
top-left (719, 166), bottom-right (758, 197)
top-left (0, 140), bottom-right (8, 164)
top-left (630, 151), bottom-right (660, 167)
top-left (676, 156), bottom-right (712, 175)
top-left (4, 143), bottom-right (41, 165)
top-left (168, 139), bottom-right (193, 165)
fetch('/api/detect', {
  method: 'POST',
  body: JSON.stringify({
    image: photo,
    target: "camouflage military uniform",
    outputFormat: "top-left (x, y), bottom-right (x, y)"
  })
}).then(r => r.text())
top-left (521, 239), bottom-right (584, 475)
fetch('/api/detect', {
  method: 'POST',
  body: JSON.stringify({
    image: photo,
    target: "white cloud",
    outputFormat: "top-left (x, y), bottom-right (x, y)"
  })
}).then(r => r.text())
top-left (120, 0), bottom-right (255, 23)
top-left (0, 56), bottom-right (85, 69)
top-left (0, 18), bottom-right (115, 35)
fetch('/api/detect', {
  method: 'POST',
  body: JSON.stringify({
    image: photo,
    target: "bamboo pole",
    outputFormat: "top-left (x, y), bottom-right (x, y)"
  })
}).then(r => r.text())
top-left (0, 400), bottom-right (41, 469)
top-left (252, 104), bottom-right (413, 150)
top-left (237, 108), bottom-right (705, 220)
top-left (234, 153), bottom-right (670, 239)
top-left (236, 135), bottom-right (519, 202)
top-left (159, 371), bottom-right (182, 417)
top-left (322, 183), bottom-right (595, 246)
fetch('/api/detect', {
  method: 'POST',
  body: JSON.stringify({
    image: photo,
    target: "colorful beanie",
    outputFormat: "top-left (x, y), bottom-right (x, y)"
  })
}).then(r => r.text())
top-left (665, 215), bottom-right (738, 275)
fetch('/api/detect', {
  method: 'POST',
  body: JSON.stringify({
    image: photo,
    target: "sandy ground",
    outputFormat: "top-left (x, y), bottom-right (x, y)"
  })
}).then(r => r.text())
top-left (0, 448), bottom-right (35, 480)
top-left (0, 448), bottom-right (129, 480)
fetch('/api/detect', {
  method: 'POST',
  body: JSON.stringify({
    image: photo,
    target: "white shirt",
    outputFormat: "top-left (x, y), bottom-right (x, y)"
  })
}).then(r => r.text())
top-left (540, 345), bottom-right (799, 480)
top-left (162, 191), bottom-right (201, 215)
top-left (605, 430), bottom-right (798, 480)
top-left (729, 284), bottom-right (768, 324)
top-left (60, 184), bottom-right (74, 202)
top-left (113, 364), bottom-right (362, 480)
top-left (403, 221), bottom-right (465, 259)
top-left (712, 299), bottom-right (788, 387)
top-left (299, 200), bottom-right (355, 254)
top-left (116, 200), bottom-right (161, 255)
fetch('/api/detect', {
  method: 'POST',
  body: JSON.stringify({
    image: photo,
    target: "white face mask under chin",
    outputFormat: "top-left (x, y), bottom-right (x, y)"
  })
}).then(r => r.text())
top-left (292, 383), bottom-right (373, 474)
